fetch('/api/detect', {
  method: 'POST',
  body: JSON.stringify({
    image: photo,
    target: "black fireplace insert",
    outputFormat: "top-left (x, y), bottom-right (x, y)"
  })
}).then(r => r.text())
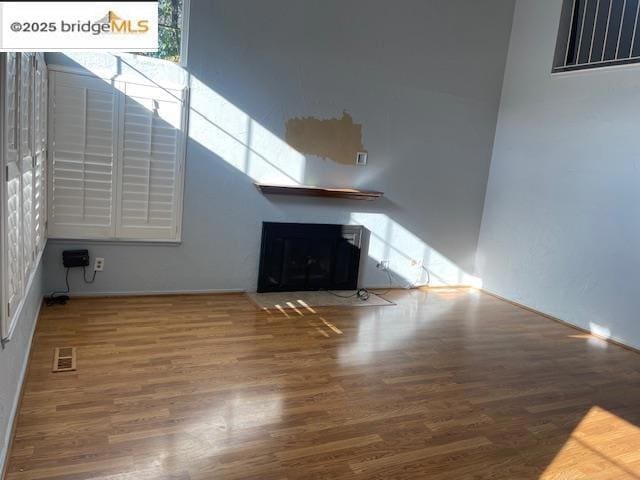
top-left (257, 222), bottom-right (363, 293)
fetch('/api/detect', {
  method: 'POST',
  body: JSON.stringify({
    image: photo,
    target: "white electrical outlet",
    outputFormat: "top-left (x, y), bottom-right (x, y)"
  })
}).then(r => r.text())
top-left (94, 257), bottom-right (105, 271)
top-left (355, 151), bottom-right (368, 166)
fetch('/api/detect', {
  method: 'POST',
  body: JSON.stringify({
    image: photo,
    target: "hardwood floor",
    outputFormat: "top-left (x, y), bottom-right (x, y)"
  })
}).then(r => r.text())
top-left (6, 288), bottom-right (640, 479)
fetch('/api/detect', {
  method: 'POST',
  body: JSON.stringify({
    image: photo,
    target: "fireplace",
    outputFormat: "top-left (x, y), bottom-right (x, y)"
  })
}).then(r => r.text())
top-left (257, 222), bottom-right (363, 293)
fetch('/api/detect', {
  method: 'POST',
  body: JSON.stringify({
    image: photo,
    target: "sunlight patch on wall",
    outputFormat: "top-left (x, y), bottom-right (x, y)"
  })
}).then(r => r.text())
top-left (350, 212), bottom-right (481, 287)
top-left (54, 52), bottom-right (188, 88)
top-left (189, 76), bottom-right (306, 185)
top-left (589, 322), bottom-right (612, 340)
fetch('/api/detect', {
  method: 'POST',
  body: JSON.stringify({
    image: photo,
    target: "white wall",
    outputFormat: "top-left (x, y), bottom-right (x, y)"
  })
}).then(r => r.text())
top-left (0, 262), bottom-right (43, 472)
top-left (44, 0), bottom-right (515, 295)
top-left (478, 0), bottom-right (640, 349)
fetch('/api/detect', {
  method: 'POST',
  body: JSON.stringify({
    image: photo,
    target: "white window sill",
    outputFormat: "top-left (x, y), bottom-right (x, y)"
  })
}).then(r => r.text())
top-left (47, 238), bottom-right (182, 247)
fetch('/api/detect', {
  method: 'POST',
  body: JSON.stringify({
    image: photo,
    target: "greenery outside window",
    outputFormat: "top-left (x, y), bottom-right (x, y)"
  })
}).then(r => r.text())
top-left (146, 0), bottom-right (190, 65)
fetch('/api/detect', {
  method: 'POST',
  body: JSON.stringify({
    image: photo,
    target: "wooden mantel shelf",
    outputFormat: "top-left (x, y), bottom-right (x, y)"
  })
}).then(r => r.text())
top-left (255, 183), bottom-right (383, 201)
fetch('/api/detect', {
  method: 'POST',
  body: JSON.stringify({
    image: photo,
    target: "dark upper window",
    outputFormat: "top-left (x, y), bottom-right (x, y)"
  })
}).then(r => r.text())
top-left (553, 0), bottom-right (640, 72)
top-left (145, 0), bottom-right (189, 65)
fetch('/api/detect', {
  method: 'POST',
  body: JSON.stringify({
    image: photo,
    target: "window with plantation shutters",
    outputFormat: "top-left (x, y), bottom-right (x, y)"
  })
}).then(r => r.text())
top-left (2, 52), bottom-right (46, 340)
top-left (116, 82), bottom-right (186, 240)
top-left (48, 70), bottom-right (186, 242)
top-left (2, 53), bottom-right (23, 335)
top-left (33, 55), bottom-right (47, 254)
top-left (19, 53), bottom-right (35, 279)
top-left (48, 72), bottom-right (118, 239)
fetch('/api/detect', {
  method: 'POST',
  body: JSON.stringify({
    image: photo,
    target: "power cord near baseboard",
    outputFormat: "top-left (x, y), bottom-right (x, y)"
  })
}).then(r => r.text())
top-left (370, 266), bottom-right (395, 296)
top-left (324, 259), bottom-right (432, 302)
top-left (376, 260), bottom-right (432, 297)
top-left (46, 268), bottom-right (71, 306)
top-left (46, 265), bottom-right (100, 306)
top-left (408, 263), bottom-right (431, 289)
top-left (83, 266), bottom-right (97, 284)
top-left (325, 288), bottom-right (372, 301)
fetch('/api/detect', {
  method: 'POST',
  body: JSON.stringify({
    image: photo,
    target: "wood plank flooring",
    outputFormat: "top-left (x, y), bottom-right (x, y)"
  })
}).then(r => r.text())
top-left (6, 288), bottom-right (640, 479)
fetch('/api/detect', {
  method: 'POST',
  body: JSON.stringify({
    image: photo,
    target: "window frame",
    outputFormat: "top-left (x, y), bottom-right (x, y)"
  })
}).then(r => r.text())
top-left (553, 0), bottom-right (640, 73)
top-left (179, 0), bottom-right (190, 67)
top-left (46, 65), bottom-right (188, 244)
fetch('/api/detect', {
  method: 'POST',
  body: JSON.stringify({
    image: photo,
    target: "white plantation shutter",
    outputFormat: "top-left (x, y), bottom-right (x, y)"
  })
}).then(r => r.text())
top-left (48, 72), bottom-right (118, 239)
top-left (47, 70), bottom-right (186, 242)
top-left (2, 53), bottom-right (23, 337)
top-left (33, 54), bottom-right (47, 253)
top-left (116, 82), bottom-right (186, 240)
top-left (19, 53), bottom-right (35, 278)
top-left (2, 52), bottom-right (48, 340)
top-left (4, 163), bottom-right (22, 331)
top-left (4, 54), bottom-right (19, 163)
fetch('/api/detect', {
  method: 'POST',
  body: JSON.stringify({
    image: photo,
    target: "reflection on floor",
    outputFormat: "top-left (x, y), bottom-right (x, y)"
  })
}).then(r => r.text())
top-left (6, 288), bottom-right (640, 479)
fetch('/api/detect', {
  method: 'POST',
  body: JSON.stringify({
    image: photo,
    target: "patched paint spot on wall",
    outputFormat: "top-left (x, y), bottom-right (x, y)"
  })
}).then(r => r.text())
top-left (285, 111), bottom-right (365, 165)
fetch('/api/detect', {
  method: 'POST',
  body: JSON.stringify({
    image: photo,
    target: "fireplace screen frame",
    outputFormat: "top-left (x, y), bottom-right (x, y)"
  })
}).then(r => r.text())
top-left (257, 222), bottom-right (363, 293)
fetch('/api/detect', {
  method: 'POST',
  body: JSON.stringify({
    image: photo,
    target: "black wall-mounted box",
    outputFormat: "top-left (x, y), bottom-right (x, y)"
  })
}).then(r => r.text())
top-left (62, 249), bottom-right (90, 268)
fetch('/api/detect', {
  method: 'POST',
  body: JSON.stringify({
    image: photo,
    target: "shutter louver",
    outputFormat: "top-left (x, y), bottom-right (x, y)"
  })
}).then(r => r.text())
top-left (5, 163), bottom-right (23, 328)
top-left (116, 82), bottom-right (185, 241)
top-left (19, 53), bottom-right (35, 277)
top-left (33, 54), bottom-right (47, 253)
top-left (48, 72), bottom-right (118, 239)
top-left (2, 53), bottom-right (23, 338)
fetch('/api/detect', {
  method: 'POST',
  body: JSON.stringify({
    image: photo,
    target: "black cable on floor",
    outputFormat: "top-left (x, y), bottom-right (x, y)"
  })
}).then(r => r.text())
top-left (46, 268), bottom-right (71, 306)
top-left (46, 265), bottom-right (100, 306)
top-left (325, 288), bottom-right (371, 301)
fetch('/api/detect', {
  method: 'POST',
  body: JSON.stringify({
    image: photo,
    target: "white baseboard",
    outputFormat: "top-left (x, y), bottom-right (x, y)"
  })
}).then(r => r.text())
top-left (67, 288), bottom-right (246, 297)
top-left (2, 249), bottom-right (44, 341)
top-left (1, 294), bottom-right (43, 478)
top-left (480, 288), bottom-right (640, 354)
top-left (363, 284), bottom-right (475, 290)
top-left (58, 285), bottom-right (478, 298)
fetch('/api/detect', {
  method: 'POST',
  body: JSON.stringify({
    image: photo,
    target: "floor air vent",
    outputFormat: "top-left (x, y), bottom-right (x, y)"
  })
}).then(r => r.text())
top-left (52, 347), bottom-right (76, 373)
